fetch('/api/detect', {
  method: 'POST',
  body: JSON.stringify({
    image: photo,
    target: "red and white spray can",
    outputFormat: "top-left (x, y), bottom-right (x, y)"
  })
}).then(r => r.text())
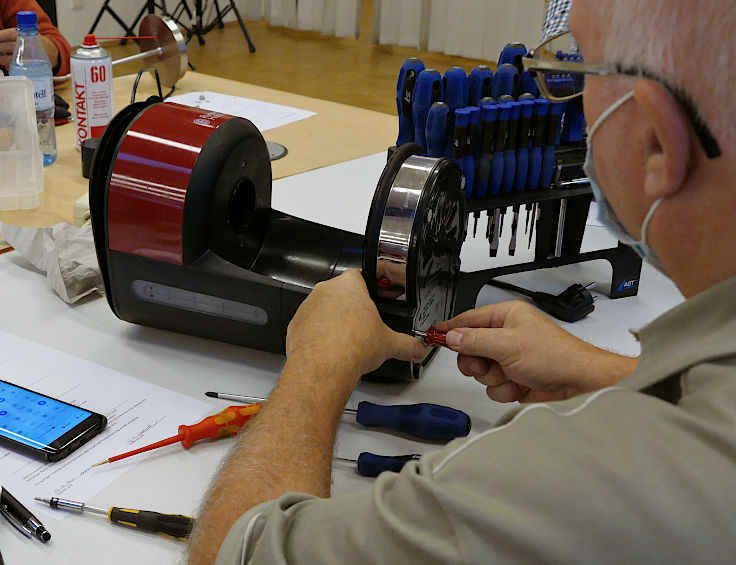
top-left (71, 34), bottom-right (113, 149)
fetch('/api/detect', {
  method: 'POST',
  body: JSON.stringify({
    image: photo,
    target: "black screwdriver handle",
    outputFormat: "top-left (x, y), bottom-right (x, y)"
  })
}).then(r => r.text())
top-left (108, 507), bottom-right (195, 540)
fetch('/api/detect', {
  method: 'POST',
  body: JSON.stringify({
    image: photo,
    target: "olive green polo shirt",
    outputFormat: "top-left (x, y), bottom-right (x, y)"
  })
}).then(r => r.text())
top-left (215, 276), bottom-right (736, 564)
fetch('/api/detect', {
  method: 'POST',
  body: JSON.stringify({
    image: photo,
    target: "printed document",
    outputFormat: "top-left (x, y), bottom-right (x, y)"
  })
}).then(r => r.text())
top-left (0, 330), bottom-right (213, 519)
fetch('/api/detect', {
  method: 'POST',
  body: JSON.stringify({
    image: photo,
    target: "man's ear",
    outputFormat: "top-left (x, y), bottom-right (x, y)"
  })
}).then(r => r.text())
top-left (633, 79), bottom-right (692, 199)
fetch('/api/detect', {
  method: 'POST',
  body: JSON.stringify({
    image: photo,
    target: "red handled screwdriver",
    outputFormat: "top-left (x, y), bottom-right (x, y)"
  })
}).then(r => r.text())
top-left (413, 326), bottom-right (448, 347)
top-left (92, 404), bottom-right (261, 466)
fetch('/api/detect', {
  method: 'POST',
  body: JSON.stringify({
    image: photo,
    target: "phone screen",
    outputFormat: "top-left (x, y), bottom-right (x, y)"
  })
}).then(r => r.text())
top-left (0, 380), bottom-right (93, 451)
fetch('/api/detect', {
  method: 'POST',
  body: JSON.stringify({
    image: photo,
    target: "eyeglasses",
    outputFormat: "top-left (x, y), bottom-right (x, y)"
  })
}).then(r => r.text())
top-left (522, 31), bottom-right (721, 159)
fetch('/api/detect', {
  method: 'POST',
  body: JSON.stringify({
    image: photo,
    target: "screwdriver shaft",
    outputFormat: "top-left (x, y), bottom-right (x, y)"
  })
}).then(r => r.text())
top-left (205, 393), bottom-right (358, 416)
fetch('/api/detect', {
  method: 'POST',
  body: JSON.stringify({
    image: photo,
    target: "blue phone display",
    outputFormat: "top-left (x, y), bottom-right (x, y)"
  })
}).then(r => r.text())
top-left (0, 380), bottom-right (92, 451)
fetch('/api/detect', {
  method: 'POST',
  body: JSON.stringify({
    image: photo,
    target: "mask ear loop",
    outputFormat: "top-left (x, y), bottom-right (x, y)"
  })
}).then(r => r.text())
top-left (640, 197), bottom-right (664, 245)
top-left (587, 90), bottom-right (635, 140)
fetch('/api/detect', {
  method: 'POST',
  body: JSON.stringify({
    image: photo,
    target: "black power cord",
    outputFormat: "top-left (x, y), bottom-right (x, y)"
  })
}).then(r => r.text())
top-left (488, 279), bottom-right (597, 322)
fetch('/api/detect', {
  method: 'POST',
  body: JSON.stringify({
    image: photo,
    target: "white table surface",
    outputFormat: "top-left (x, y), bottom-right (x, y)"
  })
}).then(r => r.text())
top-left (0, 153), bottom-right (684, 564)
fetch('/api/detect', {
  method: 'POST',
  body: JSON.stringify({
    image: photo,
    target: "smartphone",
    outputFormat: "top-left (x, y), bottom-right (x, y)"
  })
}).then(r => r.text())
top-left (0, 379), bottom-right (107, 462)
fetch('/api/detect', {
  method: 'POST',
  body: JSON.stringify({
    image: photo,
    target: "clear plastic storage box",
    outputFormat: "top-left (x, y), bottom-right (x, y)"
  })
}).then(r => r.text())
top-left (0, 75), bottom-right (43, 210)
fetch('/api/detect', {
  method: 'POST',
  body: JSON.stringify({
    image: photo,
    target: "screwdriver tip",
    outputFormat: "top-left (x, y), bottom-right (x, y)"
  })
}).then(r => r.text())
top-left (204, 391), bottom-right (218, 398)
top-left (91, 459), bottom-right (109, 467)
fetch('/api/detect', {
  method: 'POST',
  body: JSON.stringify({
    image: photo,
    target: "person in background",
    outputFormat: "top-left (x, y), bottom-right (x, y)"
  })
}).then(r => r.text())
top-left (0, 0), bottom-right (71, 76)
top-left (189, 0), bottom-right (736, 563)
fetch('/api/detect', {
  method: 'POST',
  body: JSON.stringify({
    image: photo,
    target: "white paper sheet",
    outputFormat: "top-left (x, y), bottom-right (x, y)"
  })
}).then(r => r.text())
top-left (166, 90), bottom-right (317, 132)
top-left (0, 330), bottom-right (214, 519)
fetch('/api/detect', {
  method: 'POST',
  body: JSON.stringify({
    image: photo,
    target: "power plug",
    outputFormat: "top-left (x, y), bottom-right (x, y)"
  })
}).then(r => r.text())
top-left (530, 282), bottom-right (596, 322)
top-left (488, 279), bottom-right (597, 323)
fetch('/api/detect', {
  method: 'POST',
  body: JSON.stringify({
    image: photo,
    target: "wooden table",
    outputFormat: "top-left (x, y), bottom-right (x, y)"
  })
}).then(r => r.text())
top-left (0, 71), bottom-right (396, 230)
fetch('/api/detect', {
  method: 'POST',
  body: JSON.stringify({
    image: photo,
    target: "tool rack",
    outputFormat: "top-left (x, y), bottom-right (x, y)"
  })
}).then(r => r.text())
top-left (453, 145), bottom-right (643, 316)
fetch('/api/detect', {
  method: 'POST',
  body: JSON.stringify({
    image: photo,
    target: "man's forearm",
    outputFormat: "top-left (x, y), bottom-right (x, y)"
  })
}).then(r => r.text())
top-left (188, 356), bottom-right (359, 564)
top-left (40, 36), bottom-right (59, 70)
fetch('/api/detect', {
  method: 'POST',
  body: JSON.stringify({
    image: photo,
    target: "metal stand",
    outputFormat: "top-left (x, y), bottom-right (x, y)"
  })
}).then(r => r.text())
top-left (167, 0), bottom-right (257, 52)
top-left (88, 0), bottom-right (137, 38)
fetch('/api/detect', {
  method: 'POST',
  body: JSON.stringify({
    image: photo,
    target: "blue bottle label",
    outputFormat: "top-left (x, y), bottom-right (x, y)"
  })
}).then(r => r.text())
top-left (30, 75), bottom-right (53, 111)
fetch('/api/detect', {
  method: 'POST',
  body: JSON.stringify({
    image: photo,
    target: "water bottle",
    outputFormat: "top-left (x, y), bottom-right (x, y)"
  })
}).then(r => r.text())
top-left (9, 10), bottom-right (57, 166)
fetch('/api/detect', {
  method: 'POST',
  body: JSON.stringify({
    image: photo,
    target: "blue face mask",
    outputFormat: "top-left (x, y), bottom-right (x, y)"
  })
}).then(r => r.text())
top-left (583, 91), bottom-right (667, 273)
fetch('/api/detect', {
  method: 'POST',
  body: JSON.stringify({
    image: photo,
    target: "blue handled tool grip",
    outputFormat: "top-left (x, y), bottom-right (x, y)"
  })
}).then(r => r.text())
top-left (502, 149), bottom-right (516, 193)
top-left (412, 69), bottom-right (443, 151)
top-left (491, 152), bottom-right (504, 195)
top-left (396, 57), bottom-right (425, 146)
top-left (515, 148), bottom-right (528, 192)
top-left (561, 96), bottom-right (585, 144)
top-left (453, 107), bottom-right (475, 198)
top-left (489, 102), bottom-right (511, 196)
top-left (528, 145), bottom-right (542, 189)
top-left (519, 71), bottom-right (538, 98)
top-left (528, 98), bottom-right (549, 190)
top-left (540, 100), bottom-right (565, 187)
top-left (468, 65), bottom-right (493, 107)
top-left (452, 107), bottom-right (470, 158)
top-left (462, 156), bottom-right (474, 199)
top-left (356, 401), bottom-right (472, 441)
top-left (514, 99), bottom-right (534, 191)
top-left (425, 102), bottom-right (448, 157)
top-left (501, 101), bottom-right (521, 193)
top-left (493, 63), bottom-right (519, 100)
top-left (498, 42), bottom-right (527, 68)
top-left (468, 104), bottom-right (481, 168)
top-left (443, 66), bottom-right (469, 109)
top-left (475, 101), bottom-right (498, 198)
top-left (540, 145), bottom-right (556, 189)
top-left (356, 453), bottom-right (421, 478)
top-left (442, 67), bottom-right (468, 156)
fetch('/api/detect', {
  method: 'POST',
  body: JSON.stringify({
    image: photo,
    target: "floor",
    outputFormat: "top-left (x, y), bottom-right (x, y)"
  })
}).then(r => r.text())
top-left (107, 2), bottom-right (487, 116)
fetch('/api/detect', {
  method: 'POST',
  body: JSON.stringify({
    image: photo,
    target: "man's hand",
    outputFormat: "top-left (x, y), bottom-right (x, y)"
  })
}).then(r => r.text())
top-left (435, 301), bottom-right (638, 403)
top-left (286, 269), bottom-right (426, 383)
top-left (0, 28), bottom-right (18, 69)
top-left (0, 29), bottom-right (60, 71)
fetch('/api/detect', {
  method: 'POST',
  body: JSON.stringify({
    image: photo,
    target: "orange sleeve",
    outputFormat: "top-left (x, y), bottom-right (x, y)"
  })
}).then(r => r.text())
top-left (2, 0), bottom-right (73, 76)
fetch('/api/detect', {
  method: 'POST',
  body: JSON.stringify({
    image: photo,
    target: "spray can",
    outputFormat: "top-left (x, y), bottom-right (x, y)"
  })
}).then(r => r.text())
top-left (71, 34), bottom-right (113, 149)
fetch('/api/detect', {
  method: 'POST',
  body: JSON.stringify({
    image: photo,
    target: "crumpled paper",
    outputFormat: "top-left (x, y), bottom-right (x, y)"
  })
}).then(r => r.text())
top-left (0, 222), bottom-right (104, 304)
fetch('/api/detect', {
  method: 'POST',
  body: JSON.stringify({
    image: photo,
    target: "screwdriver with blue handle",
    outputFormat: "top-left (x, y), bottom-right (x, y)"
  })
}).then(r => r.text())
top-left (453, 107), bottom-right (475, 203)
top-left (511, 95), bottom-right (535, 255)
top-left (492, 63), bottom-right (519, 101)
top-left (335, 453), bottom-right (423, 478)
top-left (526, 98), bottom-right (550, 246)
top-left (468, 65), bottom-right (493, 107)
top-left (489, 99), bottom-right (512, 256)
top-left (395, 57), bottom-right (426, 146)
top-left (34, 497), bottom-right (194, 540)
top-left (205, 392), bottom-right (471, 441)
top-left (442, 66), bottom-right (468, 157)
top-left (476, 99), bottom-right (497, 243)
top-left (412, 69), bottom-right (443, 151)
top-left (425, 101), bottom-right (449, 157)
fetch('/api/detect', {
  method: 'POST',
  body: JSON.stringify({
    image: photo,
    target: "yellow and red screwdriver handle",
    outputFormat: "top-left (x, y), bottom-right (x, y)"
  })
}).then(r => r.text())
top-left (94, 404), bottom-right (261, 466)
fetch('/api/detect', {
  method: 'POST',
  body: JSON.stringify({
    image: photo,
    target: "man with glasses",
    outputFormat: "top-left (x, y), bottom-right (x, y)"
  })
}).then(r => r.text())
top-left (191, 1), bottom-right (736, 563)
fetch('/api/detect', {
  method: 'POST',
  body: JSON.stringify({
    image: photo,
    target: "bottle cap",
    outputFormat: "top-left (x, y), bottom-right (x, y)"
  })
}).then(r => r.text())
top-left (82, 34), bottom-right (98, 47)
top-left (16, 11), bottom-right (38, 30)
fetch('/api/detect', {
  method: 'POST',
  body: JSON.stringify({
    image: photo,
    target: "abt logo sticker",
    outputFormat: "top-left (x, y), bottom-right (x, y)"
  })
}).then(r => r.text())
top-left (617, 279), bottom-right (638, 292)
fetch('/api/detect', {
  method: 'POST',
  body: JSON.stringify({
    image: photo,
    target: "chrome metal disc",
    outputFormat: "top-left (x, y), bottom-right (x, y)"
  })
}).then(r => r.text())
top-left (139, 15), bottom-right (187, 88)
top-left (364, 144), bottom-right (466, 337)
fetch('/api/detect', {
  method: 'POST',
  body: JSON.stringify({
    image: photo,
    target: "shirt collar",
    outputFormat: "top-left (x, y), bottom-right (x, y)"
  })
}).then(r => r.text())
top-left (621, 275), bottom-right (736, 391)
